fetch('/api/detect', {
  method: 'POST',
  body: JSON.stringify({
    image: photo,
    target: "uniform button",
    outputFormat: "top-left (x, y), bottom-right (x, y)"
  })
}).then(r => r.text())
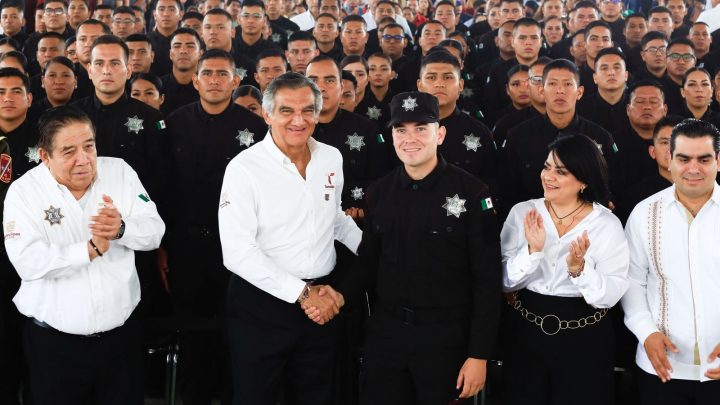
top-left (412, 184), bottom-right (418, 190)
top-left (351, 159), bottom-right (356, 164)
top-left (446, 226), bottom-right (453, 232)
top-left (545, 286), bottom-right (549, 291)
top-left (465, 160), bottom-right (471, 164)
top-left (552, 262), bottom-right (555, 267)
top-left (524, 164), bottom-right (530, 169)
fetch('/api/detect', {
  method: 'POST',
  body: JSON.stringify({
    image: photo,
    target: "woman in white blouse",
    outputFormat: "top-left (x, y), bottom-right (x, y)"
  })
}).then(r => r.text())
top-left (500, 134), bottom-right (630, 405)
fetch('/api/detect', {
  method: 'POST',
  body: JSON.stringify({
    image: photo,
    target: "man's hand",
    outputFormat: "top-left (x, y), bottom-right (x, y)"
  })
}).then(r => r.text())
top-left (705, 343), bottom-right (720, 380)
top-left (344, 207), bottom-right (365, 220)
top-left (301, 285), bottom-right (344, 325)
top-left (89, 195), bottom-right (122, 239)
top-left (644, 332), bottom-right (679, 382)
top-left (456, 358), bottom-right (487, 399)
top-left (156, 246), bottom-right (171, 294)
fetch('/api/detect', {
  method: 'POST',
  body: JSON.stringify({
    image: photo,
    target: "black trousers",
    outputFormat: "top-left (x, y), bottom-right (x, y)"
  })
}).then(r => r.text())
top-left (501, 290), bottom-right (615, 405)
top-left (226, 274), bottom-right (342, 405)
top-left (638, 368), bottom-right (720, 405)
top-left (23, 310), bottom-right (143, 405)
top-left (168, 233), bottom-right (231, 405)
top-left (0, 272), bottom-right (24, 405)
top-left (359, 307), bottom-right (470, 405)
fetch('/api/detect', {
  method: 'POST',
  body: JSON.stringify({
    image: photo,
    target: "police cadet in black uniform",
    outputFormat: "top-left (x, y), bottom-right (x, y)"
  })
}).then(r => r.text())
top-left (417, 50), bottom-right (497, 195)
top-left (329, 91), bottom-right (502, 404)
top-left (306, 55), bottom-right (390, 215)
top-left (160, 28), bottom-right (203, 117)
top-left (0, 67), bottom-right (36, 405)
top-left (502, 59), bottom-right (620, 213)
top-left (164, 49), bottom-right (267, 405)
top-left (72, 35), bottom-right (169, 210)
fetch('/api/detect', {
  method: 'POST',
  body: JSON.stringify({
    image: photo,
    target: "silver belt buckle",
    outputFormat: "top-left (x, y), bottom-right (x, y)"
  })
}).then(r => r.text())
top-left (540, 314), bottom-right (561, 336)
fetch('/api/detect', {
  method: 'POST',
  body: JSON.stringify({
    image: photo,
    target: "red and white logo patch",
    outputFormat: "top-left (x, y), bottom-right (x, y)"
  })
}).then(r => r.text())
top-left (0, 153), bottom-right (11, 184)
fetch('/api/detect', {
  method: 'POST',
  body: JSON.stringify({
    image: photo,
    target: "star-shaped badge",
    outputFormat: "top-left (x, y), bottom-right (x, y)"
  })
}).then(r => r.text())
top-left (235, 67), bottom-right (247, 80)
top-left (236, 129), bottom-right (255, 147)
top-left (462, 134), bottom-right (482, 152)
top-left (345, 133), bottom-right (366, 151)
top-left (350, 186), bottom-right (364, 200)
top-left (461, 88), bottom-right (474, 98)
top-left (402, 96), bottom-right (418, 111)
top-left (124, 116), bottom-right (144, 134)
top-left (25, 146), bottom-right (40, 163)
top-left (442, 194), bottom-right (467, 218)
top-left (43, 205), bottom-right (64, 226)
top-left (271, 33), bottom-right (281, 43)
top-left (366, 106), bottom-right (382, 120)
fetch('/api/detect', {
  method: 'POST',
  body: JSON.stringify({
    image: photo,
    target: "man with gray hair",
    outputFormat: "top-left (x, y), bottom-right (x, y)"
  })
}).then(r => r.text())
top-left (219, 72), bottom-right (361, 404)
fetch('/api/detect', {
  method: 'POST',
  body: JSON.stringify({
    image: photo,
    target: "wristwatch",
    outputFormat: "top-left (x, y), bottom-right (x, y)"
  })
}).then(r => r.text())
top-left (297, 284), bottom-right (310, 304)
top-left (114, 220), bottom-right (126, 240)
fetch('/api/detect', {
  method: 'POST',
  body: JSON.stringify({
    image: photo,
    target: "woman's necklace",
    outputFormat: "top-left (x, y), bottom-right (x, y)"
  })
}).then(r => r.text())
top-left (547, 200), bottom-right (585, 225)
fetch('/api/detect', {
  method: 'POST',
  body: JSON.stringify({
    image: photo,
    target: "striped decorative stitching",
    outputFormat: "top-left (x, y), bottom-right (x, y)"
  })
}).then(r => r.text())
top-left (648, 200), bottom-right (669, 336)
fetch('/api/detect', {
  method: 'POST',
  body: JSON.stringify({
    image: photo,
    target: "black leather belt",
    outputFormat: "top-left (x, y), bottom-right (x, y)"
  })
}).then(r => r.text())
top-left (377, 303), bottom-right (468, 326)
top-left (302, 273), bottom-right (333, 285)
top-left (30, 317), bottom-right (114, 339)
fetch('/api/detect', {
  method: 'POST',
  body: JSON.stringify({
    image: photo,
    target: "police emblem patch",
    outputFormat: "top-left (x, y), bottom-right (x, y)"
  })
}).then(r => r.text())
top-left (402, 96), bottom-right (418, 111)
top-left (236, 129), bottom-right (255, 147)
top-left (442, 194), bottom-right (467, 218)
top-left (235, 67), bottom-right (248, 80)
top-left (366, 106), bottom-right (382, 120)
top-left (345, 133), bottom-right (365, 151)
top-left (271, 33), bottom-right (281, 43)
top-left (461, 88), bottom-right (474, 98)
top-left (43, 205), bottom-right (64, 226)
top-left (462, 134), bottom-right (482, 152)
top-left (124, 116), bottom-right (144, 134)
top-left (0, 153), bottom-right (11, 183)
top-left (350, 186), bottom-right (364, 200)
top-left (25, 146), bottom-right (40, 163)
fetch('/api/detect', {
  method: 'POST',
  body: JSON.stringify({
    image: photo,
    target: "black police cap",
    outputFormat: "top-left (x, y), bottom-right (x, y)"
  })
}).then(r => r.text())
top-left (387, 91), bottom-right (440, 128)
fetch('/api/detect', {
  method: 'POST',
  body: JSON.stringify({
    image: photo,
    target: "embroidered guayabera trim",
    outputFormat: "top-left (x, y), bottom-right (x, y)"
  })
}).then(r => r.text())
top-left (648, 200), bottom-right (669, 336)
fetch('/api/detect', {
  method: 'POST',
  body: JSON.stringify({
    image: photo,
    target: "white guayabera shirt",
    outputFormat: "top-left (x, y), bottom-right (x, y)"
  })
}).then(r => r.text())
top-left (623, 184), bottom-right (720, 382)
top-left (3, 157), bottom-right (165, 335)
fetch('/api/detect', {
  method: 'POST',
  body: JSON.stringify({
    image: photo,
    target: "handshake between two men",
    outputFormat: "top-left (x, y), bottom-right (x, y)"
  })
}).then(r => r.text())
top-left (298, 284), bottom-right (345, 325)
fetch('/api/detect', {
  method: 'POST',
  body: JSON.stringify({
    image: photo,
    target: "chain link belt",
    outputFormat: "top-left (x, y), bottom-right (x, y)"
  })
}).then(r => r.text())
top-left (510, 293), bottom-right (609, 336)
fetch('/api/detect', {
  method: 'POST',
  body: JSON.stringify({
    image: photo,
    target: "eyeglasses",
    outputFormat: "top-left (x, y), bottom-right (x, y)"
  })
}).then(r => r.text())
top-left (382, 34), bottom-right (404, 42)
top-left (643, 46), bottom-right (667, 55)
top-left (113, 18), bottom-right (135, 25)
top-left (240, 12), bottom-right (264, 19)
top-left (667, 52), bottom-right (695, 62)
top-left (44, 7), bottom-right (65, 15)
top-left (529, 75), bottom-right (543, 85)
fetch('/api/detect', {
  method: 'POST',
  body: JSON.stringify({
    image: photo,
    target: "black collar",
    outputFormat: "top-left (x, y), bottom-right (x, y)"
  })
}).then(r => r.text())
top-left (398, 154), bottom-right (448, 191)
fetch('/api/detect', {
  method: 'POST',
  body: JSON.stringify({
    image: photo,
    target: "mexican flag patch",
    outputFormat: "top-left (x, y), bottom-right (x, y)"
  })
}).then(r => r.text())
top-left (480, 197), bottom-right (493, 211)
top-left (156, 120), bottom-right (166, 130)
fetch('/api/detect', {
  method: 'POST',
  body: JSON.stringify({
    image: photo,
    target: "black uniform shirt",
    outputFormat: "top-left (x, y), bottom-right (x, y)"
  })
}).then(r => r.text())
top-left (616, 171), bottom-right (671, 224)
top-left (233, 35), bottom-right (279, 61)
top-left (74, 63), bottom-right (95, 100)
top-left (356, 88), bottom-right (394, 129)
top-left (148, 29), bottom-right (173, 77)
top-left (319, 42), bottom-right (344, 63)
top-left (660, 75), bottom-right (684, 115)
top-left (579, 63), bottom-right (598, 96)
top-left (312, 108), bottom-right (390, 210)
top-left (577, 91), bottom-right (630, 135)
top-left (482, 58), bottom-right (517, 120)
top-left (2, 119), bottom-right (40, 181)
top-left (502, 114), bottom-right (620, 211)
top-left (160, 72), bottom-right (199, 116)
top-left (391, 54), bottom-right (420, 94)
top-left (613, 127), bottom-right (655, 187)
top-left (491, 105), bottom-right (541, 148)
top-left (439, 107), bottom-right (497, 191)
top-left (72, 93), bottom-right (170, 207)
top-left (269, 16), bottom-right (299, 34)
top-left (549, 36), bottom-right (573, 60)
top-left (337, 156), bottom-right (502, 358)
top-left (166, 101), bottom-right (267, 231)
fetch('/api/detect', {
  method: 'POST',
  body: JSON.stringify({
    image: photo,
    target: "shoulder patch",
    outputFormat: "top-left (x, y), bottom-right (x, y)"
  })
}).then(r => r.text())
top-left (480, 197), bottom-right (494, 211)
top-left (156, 120), bottom-right (166, 130)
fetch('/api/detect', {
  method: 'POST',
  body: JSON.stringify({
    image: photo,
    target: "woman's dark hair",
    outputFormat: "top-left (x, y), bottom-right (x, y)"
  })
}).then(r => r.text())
top-left (232, 84), bottom-right (261, 103)
top-left (43, 56), bottom-right (76, 75)
top-left (130, 72), bottom-right (164, 94)
top-left (681, 66), bottom-right (712, 88)
top-left (547, 134), bottom-right (610, 207)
